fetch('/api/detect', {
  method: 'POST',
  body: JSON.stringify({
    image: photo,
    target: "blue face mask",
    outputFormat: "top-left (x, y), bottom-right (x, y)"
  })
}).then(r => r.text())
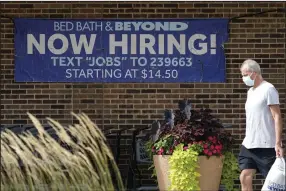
top-left (242, 72), bottom-right (255, 86)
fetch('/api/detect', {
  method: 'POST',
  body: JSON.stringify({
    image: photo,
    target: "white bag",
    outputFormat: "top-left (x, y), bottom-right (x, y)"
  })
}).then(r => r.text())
top-left (261, 157), bottom-right (286, 191)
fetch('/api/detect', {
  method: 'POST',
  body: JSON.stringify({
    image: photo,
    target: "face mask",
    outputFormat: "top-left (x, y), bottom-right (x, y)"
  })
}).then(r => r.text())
top-left (242, 73), bottom-right (255, 86)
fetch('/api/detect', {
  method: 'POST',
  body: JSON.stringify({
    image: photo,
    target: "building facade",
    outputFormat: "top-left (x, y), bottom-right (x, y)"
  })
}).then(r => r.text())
top-left (1, 1), bottom-right (285, 190)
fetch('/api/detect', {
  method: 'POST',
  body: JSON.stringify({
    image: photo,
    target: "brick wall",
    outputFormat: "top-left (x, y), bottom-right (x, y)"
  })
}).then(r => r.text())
top-left (1, 1), bottom-right (286, 190)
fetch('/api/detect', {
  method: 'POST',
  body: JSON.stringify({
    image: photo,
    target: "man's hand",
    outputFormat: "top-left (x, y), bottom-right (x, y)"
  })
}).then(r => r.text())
top-left (275, 144), bottom-right (284, 157)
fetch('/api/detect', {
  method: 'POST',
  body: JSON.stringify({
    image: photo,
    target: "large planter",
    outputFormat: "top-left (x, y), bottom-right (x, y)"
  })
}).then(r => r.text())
top-left (153, 155), bottom-right (224, 191)
top-left (153, 155), bottom-right (171, 191)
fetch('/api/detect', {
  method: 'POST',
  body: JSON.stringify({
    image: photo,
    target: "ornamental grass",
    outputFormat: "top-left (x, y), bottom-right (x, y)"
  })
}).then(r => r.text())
top-left (1, 112), bottom-right (124, 191)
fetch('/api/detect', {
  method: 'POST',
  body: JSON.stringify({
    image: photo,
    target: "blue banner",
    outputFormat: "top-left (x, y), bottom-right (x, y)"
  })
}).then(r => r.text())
top-left (14, 19), bottom-right (229, 83)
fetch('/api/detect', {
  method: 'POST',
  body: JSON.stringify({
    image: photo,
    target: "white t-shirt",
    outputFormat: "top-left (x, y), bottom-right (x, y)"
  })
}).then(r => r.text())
top-left (242, 81), bottom-right (280, 149)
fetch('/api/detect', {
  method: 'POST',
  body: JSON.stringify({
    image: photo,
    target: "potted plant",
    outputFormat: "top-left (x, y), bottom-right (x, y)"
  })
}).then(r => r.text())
top-left (146, 99), bottom-right (240, 191)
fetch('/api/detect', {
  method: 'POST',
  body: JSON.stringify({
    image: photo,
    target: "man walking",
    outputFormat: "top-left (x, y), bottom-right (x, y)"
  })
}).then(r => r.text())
top-left (238, 59), bottom-right (284, 191)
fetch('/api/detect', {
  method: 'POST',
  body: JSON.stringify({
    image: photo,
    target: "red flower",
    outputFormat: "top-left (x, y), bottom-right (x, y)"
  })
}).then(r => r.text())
top-left (203, 144), bottom-right (208, 149)
top-left (210, 145), bottom-right (214, 150)
top-left (204, 149), bottom-right (209, 154)
top-left (208, 151), bottom-right (213, 156)
top-left (212, 138), bottom-right (217, 144)
top-left (213, 150), bottom-right (217, 154)
top-left (218, 145), bottom-right (223, 150)
top-left (183, 146), bottom-right (188, 151)
top-left (216, 146), bottom-right (222, 154)
top-left (157, 148), bottom-right (164, 155)
top-left (208, 136), bottom-right (213, 141)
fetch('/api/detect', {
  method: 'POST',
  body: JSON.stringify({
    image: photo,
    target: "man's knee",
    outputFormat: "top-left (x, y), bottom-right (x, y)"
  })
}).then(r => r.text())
top-left (240, 169), bottom-right (256, 185)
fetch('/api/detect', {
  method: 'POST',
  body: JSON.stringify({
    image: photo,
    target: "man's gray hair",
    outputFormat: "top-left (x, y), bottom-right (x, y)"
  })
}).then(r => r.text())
top-left (241, 59), bottom-right (261, 75)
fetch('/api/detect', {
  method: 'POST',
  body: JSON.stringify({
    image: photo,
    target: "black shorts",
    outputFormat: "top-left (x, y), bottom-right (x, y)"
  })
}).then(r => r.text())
top-left (238, 145), bottom-right (276, 178)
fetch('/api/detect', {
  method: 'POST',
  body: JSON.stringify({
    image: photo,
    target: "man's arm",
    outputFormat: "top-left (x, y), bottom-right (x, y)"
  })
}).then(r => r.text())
top-left (269, 104), bottom-right (283, 147)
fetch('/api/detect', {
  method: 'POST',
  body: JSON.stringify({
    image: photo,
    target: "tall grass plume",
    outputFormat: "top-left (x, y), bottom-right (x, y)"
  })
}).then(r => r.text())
top-left (1, 112), bottom-right (124, 191)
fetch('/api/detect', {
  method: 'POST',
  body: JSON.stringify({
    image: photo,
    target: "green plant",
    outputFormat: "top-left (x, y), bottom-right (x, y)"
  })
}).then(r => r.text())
top-left (168, 144), bottom-right (200, 191)
top-left (145, 140), bottom-right (154, 158)
top-left (153, 135), bottom-right (175, 155)
top-left (221, 152), bottom-right (240, 191)
top-left (188, 142), bottom-right (204, 154)
top-left (145, 140), bottom-right (157, 180)
top-left (146, 99), bottom-right (239, 190)
top-left (148, 142), bottom-right (240, 191)
top-left (1, 112), bottom-right (124, 191)
top-left (150, 100), bottom-right (235, 157)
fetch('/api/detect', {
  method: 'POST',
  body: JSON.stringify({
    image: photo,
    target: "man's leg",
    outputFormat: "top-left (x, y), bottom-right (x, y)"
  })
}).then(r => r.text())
top-left (240, 169), bottom-right (256, 191)
top-left (238, 145), bottom-right (257, 191)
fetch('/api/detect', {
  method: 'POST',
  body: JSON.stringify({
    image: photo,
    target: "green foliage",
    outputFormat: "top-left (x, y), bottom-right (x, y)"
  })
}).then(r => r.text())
top-left (147, 163), bottom-right (157, 180)
top-left (221, 152), bottom-right (240, 191)
top-left (145, 139), bottom-right (154, 159)
top-left (168, 144), bottom-right (200, 191)
top-left (147, 140), bottom-right (240, 191)
top-left (145, 100), bottom-right (239, 190)
top-left (145, 140), bottom-right (157, 181)
top-left (188, 142), bottom-right (204, 154)
top-left (153, 135), bottom-right (175, 155)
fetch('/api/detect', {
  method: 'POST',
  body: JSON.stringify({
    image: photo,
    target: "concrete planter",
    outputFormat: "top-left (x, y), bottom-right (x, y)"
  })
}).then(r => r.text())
top-left (153, 155), bottom-right (224, 191)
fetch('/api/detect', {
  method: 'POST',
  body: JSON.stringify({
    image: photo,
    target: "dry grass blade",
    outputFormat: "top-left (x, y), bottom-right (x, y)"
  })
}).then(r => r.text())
top-left (1, 112), bottom-right (124, 191)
